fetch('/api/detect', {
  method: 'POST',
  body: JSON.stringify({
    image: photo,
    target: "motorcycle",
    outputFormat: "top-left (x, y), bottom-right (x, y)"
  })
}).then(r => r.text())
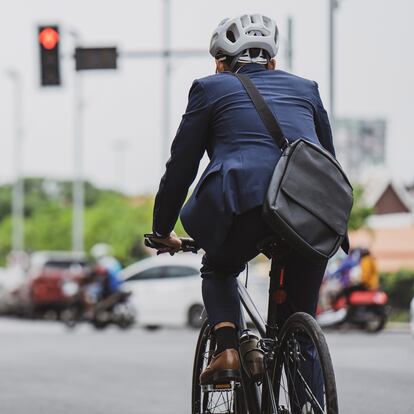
top-left (61, 284), bottom-right (136, 330)
top-left (317, 288), bottom-right (389, 333)
top-left (91, 290), bottom-right (136, 330)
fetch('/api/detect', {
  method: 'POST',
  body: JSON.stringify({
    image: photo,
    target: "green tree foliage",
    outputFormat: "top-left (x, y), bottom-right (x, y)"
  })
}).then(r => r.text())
top-left (25, 204), bottom-right (72, 252)
top-left (0, 217), bottom-right (12, 262)
top-left (348, 186), bottom-right (372, 230)
top-left (84, 195), bottom-right (154, 265)
top-left (0, 178), bottom-right (159, 266)
top-left (380, 270), bottom-right (414, 310)
top-left (0, 184), bottom-right (13, 220)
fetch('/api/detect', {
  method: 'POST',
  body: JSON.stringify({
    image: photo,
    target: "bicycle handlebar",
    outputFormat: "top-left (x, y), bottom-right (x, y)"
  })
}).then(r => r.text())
top-left (144, 234), bottom-right (200, 254)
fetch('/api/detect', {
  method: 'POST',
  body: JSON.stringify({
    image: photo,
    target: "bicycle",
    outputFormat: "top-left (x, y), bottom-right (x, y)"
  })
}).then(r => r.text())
top-left (145, 235), bottom-right (338, 414)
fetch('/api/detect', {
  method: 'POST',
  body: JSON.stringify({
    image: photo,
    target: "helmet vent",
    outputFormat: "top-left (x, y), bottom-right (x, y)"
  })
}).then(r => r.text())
top-left (240, 15), bottom-right (250, 28)
top-left (263, 16), bottom-right (271, 28)
top-left (225, 23), bottom-right (239, 43)
top-left (226, 30), bottom-right (236, 43)
top-left (247, 30), bottom-right (262, 37)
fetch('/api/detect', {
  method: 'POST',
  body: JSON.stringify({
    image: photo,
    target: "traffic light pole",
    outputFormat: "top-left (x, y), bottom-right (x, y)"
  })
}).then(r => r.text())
top-left (112, 139), bottom-right (129, 192)
top-left (6, 69), bottom-right (25, 253)
top-left (72, 71), bottom-right (84, 252)
top-left (69, 30), bottom-right (85, 253)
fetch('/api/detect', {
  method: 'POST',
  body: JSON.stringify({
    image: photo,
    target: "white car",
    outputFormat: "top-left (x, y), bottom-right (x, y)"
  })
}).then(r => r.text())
top-left (120, 253), bottom-right (269, 329)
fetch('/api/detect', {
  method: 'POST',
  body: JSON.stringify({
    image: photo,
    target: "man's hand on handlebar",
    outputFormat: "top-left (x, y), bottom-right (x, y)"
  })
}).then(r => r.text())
top-left (145, 233), bottom-right (199, 254)
top-left (146, 231), bottom-right (182, 255)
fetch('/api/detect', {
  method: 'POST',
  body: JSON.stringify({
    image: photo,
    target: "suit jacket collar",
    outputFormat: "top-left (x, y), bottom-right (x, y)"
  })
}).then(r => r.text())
top-left (236, 64), bottom-right (267, 74)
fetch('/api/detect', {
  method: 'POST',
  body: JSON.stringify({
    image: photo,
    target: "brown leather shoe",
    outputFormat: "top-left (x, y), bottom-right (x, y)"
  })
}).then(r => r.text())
top-left (200, 348), bottom-right (241, 385)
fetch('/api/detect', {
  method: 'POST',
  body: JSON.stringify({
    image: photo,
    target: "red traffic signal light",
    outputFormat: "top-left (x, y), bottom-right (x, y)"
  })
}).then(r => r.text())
top-left (38, 25), bottom-right (61, 86)
top-left (39, 27), bottom-right (59, 50)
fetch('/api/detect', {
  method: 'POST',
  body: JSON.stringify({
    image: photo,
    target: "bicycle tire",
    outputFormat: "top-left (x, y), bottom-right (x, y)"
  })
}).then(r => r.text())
top-left (192, 319), bottom-right (247, 414)
top-left (270, 312), bottom-right (338, 414)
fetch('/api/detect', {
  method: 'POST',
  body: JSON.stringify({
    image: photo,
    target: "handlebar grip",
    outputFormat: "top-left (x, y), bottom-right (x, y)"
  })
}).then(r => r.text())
top-left (144, 234), bottom-right (200, 253)
top-left (144, 238), bottom-right (166, 249)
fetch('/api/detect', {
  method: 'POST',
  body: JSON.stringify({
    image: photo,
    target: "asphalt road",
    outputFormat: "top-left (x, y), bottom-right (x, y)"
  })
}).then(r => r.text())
top-left (0, 319), bottom-right (413, 414)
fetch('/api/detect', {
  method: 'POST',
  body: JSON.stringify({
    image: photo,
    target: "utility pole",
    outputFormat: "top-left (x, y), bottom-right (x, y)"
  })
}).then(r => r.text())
top-left (6, 69), bottom-right (25, 253)
top-left (112, 139), bottom-right (129, 193)
top-left (162, 0), bottom-right (172, 167)
top-left (69, 30), bottom-right (84, 253)
top-left (286, 16), bottom-right (294, 71)
top-left (329, 0), bottom-right (339, 124)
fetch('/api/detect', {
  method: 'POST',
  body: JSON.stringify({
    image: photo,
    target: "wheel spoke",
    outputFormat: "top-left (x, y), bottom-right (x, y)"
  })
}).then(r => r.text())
top-left (283, 351), bottom-right (303, 411)
top-left (269, 313), bottom-right (337, 414)
top-left (295, 369), bottom-right (325, 413)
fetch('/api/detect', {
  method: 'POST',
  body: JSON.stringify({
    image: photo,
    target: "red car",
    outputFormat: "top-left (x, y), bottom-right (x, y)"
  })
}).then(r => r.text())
top-left (15, 251), bottom-right (90, 319)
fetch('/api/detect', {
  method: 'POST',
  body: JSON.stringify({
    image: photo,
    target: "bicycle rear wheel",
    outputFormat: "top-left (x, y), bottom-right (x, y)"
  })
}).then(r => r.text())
top-left (271, 312), bottom-right (338, 414)
top-left (192, 320), bottom-right (247, 414)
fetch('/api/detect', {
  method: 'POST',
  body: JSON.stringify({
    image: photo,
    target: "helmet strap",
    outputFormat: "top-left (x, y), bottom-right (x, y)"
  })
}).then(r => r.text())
top-left (228, 52), bottom-right (243, 72)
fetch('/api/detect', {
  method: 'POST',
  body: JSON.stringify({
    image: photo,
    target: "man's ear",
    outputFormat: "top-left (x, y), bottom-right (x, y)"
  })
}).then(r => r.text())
top-left (267, 59), bottom-right (276, 70)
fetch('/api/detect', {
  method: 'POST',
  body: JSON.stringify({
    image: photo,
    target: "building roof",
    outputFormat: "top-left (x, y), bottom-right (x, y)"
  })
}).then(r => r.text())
top-left (362, 175), bottom-right (414, 214)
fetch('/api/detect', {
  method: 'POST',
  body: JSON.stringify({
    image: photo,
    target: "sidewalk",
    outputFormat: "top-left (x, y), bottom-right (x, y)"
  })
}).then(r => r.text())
top-left (385, 321), bottom-right (411, 334)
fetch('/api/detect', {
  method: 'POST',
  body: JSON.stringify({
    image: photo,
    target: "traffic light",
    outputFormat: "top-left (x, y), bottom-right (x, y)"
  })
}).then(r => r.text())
top-left (38, 25), bottom-right (61, 86)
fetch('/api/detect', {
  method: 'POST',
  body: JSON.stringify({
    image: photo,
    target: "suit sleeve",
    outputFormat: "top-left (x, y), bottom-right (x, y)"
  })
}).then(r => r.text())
top-left (152, 80), bottom-right (210, 236)
top-left (312, 82), bottom-right (336, 157)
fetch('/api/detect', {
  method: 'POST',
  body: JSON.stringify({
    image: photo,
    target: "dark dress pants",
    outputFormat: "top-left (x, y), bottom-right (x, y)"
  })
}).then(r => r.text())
top-left (201, 206), bottom-right (327, 328)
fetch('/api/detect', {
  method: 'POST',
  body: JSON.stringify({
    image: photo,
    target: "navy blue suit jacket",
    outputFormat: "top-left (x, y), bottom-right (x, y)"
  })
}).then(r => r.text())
top-left (153, 64), bottom-right (341, 253)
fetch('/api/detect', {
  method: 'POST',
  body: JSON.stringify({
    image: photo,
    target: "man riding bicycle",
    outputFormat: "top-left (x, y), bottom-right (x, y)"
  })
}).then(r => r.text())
top-left (149, 14), bottom-right (348, 387)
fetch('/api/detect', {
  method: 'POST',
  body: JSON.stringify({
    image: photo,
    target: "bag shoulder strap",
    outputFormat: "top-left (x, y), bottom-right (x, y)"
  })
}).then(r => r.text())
top-left (234, 73), bottom-right (289, 151)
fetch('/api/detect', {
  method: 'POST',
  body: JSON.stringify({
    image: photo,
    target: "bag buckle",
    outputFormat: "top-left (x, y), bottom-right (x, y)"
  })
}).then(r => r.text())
top-left (281, 139), bottom-right (290, 151)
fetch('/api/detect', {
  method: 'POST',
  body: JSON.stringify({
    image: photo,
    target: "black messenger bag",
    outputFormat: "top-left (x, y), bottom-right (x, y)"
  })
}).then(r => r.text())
top-left (235, 73), bottom-right (353, 262)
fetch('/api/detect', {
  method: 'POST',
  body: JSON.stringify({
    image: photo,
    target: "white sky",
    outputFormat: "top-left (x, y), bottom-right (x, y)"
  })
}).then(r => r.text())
top-left (0, 0), bottom-right (413, 194)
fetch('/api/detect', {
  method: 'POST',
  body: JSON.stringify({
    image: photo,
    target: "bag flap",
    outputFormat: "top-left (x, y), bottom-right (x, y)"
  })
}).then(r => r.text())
top-left (279, 141), bottom-right (353, 236)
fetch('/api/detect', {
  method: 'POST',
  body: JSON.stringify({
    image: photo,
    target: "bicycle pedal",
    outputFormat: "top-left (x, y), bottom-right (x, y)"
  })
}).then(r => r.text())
top-left (201, 381), bottom-right (240, 392)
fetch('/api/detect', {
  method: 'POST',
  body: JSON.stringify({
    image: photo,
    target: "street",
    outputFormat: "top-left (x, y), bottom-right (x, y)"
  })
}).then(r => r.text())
top-left (0, 319), bottom-right (413, 414)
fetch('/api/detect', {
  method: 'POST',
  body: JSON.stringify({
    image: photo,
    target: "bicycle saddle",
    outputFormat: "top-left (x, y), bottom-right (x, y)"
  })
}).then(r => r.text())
top-left (257, 235), bottom-right (291, 260)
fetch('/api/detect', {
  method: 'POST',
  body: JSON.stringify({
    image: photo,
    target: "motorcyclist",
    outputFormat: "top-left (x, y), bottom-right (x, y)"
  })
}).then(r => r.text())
top-left (90, 243), bottom-right (123, 300)
top-left (359, 248), bottom-right (379, 290)
top-left (333, 248), bottom-right (379, 304)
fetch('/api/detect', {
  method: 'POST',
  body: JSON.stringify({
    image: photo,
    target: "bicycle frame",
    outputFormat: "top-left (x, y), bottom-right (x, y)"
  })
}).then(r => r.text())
top-left (237, 254), bottom-right (287, 414)
top-left (238, 280), bottom-right (266, 337)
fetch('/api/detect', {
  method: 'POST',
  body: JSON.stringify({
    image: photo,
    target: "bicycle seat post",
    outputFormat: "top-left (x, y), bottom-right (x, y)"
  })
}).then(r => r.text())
top-left (258, 236), bottom-right (290, 339)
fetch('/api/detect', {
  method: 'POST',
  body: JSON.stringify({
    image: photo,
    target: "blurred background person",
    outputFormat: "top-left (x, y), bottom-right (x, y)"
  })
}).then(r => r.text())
top-left (90, 243), bottom-right (123, 300)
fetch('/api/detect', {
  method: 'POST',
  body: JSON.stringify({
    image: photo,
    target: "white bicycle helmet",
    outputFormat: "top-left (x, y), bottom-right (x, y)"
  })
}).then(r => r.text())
top-left (209, 14), bottom-right (279, 59)
top-left (90, 243), bottom-right (113, 259)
